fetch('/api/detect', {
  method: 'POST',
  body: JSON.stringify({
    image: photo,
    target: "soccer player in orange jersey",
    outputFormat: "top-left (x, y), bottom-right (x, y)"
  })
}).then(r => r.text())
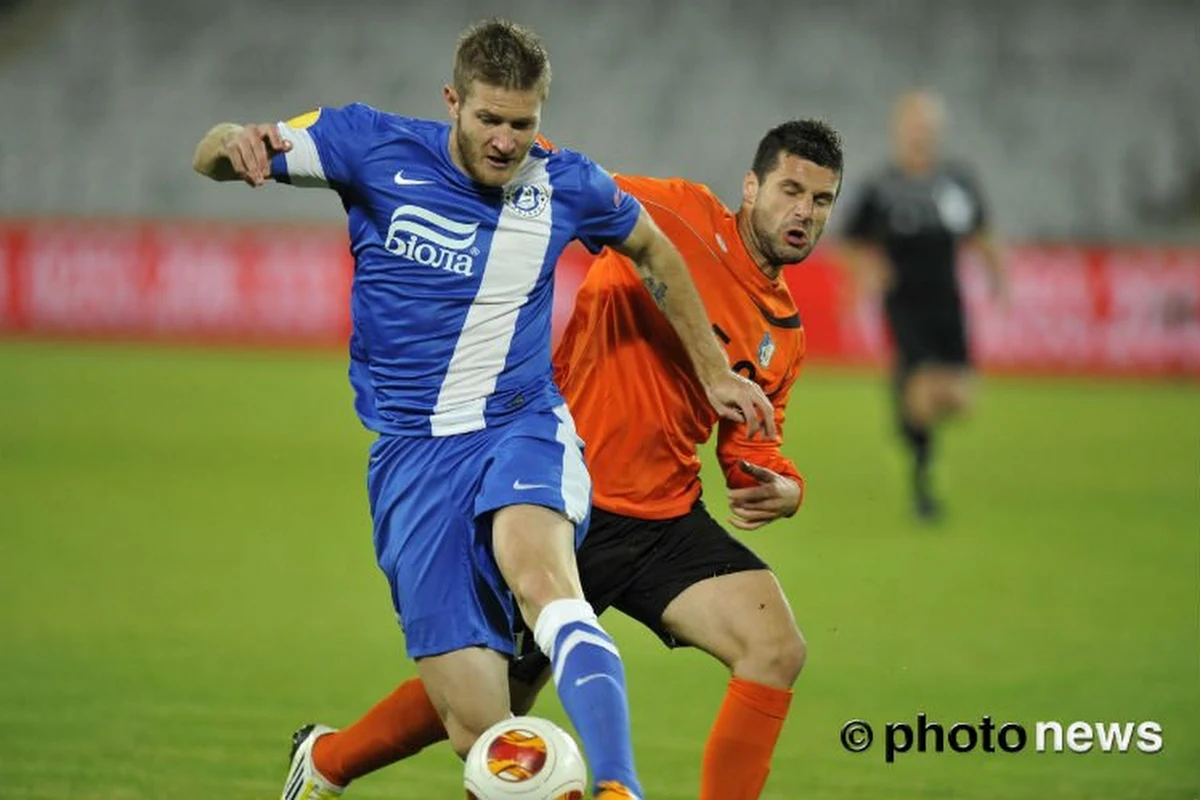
top-left (287, 120), bottom-right (844, 800)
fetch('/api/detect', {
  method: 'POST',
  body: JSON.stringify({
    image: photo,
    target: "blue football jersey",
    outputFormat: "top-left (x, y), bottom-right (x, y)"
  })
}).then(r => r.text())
top-left (269, 104), bottom-right (641, 437)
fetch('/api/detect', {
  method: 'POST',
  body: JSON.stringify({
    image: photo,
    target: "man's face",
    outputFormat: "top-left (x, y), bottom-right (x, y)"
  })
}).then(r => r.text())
top-left (743, 153), bottom-right (841, 266)
top-left (894, 93), bottom-right (944, 167)
top-left (445, 80), bottom-right (542, 187)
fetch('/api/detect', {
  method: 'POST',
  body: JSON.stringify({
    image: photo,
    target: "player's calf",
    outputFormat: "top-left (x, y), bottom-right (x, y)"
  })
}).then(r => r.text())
top-left (662, 571), bottom-right (801, 800)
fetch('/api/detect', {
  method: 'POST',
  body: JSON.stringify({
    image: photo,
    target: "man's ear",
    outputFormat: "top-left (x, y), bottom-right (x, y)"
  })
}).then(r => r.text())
top-left (743, 169), bottom-right (760, 208)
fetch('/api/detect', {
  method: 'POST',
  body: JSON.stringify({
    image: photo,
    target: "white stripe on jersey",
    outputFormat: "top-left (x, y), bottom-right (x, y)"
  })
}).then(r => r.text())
top-left (429, 160), bottom-right (553, 437)
top-left (553, 404), bottom-right (591, 524)
top-left (277, 122), bottom-right (327, 187)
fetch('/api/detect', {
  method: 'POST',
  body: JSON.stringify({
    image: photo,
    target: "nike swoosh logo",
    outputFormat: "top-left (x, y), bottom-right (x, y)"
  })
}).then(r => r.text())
top-left (513, 480), bottom-right (552, 491)
top-left (574, 673), bottom-right (620, 689)
top-left (394, 170), bottom-right (432, 186)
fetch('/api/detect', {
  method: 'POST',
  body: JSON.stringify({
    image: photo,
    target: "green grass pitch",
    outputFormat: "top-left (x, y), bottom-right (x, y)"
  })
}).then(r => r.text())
top-left (0, 340), bottom-right (1196, 799)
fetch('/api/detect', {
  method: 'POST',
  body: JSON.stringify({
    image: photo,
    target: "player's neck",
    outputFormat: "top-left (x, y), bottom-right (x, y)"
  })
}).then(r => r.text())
top-left (735, 210), bottom-right (782, 282)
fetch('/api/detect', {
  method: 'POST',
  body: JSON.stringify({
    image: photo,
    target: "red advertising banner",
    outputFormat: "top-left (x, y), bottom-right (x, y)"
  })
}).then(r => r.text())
top-left (1, 220), bottom-right (1197, 378)
top-left (0, 221), bottom-right (352, 347)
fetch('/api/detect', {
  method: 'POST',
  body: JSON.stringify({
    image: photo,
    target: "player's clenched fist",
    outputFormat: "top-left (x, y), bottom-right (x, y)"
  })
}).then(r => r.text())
top-left (218, 123), bottom-right (292, 187)
top-left (704, 370), bottom-right (778, 441)
top-left (728, 460), bottom-right (802, 530)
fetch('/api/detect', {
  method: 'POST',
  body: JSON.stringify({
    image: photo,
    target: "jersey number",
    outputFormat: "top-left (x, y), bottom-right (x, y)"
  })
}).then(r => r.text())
top-left (713, 324), bottom-right (758, 382)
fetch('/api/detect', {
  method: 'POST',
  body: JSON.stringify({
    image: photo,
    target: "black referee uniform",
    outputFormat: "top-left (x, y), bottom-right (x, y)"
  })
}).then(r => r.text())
top-left (843, 161), bottom-right (989, 517)
top-left (844, 161), bottom-right (987, 369)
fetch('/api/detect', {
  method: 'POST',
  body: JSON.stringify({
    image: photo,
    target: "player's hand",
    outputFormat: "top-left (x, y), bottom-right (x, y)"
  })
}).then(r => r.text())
top-left (220, 123), bottom-right (291, 187)
top-left (704, 370), bottom-right (777, 441)
top-left (728, 460), bottom-right (801, 531)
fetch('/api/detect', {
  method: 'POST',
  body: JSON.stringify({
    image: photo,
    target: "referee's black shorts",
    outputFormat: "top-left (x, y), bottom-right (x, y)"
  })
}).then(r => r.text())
top-left (886, 298), bottom-right (971, 372)
top-left (510, 501), bottom-right (769, 684)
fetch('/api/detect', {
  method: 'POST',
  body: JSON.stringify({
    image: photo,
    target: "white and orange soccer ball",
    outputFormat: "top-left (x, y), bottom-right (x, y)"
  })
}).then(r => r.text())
top-left (464, 716), bottom-right (588, 800)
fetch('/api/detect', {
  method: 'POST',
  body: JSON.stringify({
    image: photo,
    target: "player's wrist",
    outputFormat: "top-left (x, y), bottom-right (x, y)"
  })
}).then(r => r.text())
top-left (693, 345), bottom-right (732, 389)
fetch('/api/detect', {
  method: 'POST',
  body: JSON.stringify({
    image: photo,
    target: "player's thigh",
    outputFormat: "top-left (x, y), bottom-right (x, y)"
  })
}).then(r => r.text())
top-left (904, 366), bottom-right (973, 424)
top-left (417, 646), bottom-right (511, 758)
top-left (368, 433), bottom-right (517, 661)
top-left (661, 569), bottom-right (805, 682)
top-left (492, 504), bottom-right (583, 613)
top-left (480, 404), bottom-right (591, 616)
top-left (932, 366), bottom-right (975, 415)
top-left (614, 506), bottom-right (801, 671)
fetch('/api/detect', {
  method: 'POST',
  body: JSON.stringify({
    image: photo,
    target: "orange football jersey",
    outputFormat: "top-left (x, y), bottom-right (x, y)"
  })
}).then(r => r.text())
top-left (553, 175), bottom-right (805, 520)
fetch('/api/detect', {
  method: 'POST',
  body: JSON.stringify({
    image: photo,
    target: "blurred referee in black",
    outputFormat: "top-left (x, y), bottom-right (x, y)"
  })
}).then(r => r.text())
top-left (841, 90), bottom-right (1008, 521)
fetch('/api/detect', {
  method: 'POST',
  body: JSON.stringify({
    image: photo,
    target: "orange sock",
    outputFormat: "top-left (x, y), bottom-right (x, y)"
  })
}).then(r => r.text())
top-left (312, 678), bottom-right (448, 786)
top-left (699, 676), bottom-right (793, 800)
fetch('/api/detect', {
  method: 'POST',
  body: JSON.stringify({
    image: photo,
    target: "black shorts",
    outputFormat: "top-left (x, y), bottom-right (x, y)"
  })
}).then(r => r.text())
top-left (510, 501), bottom-right (769, 684)
top-left (886, 299), bottom-right (970, 372)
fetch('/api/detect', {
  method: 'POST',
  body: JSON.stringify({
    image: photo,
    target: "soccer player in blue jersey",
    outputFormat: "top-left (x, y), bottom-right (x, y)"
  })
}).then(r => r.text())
top-left (192, 19), bottom-right (775, 800)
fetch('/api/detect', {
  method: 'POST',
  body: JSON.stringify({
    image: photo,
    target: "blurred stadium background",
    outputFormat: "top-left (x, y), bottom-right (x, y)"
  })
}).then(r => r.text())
top-left (0, 1), bottom-right (1197, 799)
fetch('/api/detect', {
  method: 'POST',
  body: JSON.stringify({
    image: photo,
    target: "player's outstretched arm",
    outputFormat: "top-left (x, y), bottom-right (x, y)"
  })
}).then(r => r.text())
top-left (192, 122), bottom-right (292, 186)
top-left (613, 210), bottom-right (777, 440)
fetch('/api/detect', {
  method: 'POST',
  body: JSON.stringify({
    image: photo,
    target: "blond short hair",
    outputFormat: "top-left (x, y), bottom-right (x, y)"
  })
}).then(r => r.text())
top-left (453, 19), bottom-right (552, 100)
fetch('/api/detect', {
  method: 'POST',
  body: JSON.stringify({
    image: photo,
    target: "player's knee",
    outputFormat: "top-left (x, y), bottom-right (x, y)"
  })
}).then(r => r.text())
top-left (446, 724), bottom-right (477, 762)
top-left (904, 381), bottom-right (937, 426)
top-left (942, 382), bottom-right (974, 417)
top-left (743, 626), bottom-right (807, 688)
top-left (769, 627), bottom-right (808, 686)
top-left (445, 713), bottom-right (501, 760)
top-left (508, 569), bottom-right (579, 621)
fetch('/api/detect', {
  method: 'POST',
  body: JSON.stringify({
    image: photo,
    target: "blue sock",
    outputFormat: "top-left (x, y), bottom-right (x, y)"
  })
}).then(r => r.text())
top-left (535, 598), bottom-right (642, 798)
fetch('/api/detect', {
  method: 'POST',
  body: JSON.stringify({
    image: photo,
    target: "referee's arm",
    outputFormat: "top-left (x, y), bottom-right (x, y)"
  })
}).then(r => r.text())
top-left (965, 227), bottom-right (1009, 306)
top-left (837, 183), bottom-right (891, 299)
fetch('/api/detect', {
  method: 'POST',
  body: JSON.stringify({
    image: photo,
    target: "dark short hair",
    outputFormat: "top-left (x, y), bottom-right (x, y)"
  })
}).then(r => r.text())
top-left (752, 119), bottom-right (844, 180)
top-left (454, 19), bottom-right (552, 99)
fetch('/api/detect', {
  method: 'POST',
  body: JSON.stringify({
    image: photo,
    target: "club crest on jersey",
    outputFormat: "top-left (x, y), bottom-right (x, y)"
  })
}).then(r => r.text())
top-left (504, 183), bottom-right (550, 219)
top-left (385, 204), bottom-right (479, 276)
top-left (758, 331), bottom-right (776, 368)
top-left (934, 181), bottom-right (976, 234)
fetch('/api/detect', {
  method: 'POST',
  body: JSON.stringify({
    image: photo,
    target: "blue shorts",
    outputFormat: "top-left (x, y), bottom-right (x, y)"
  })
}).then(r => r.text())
top-left (367, 403), bottom-right (591, 660)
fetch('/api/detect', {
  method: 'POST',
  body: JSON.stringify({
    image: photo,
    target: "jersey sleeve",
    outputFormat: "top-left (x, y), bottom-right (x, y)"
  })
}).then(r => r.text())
top-left (840, 179), bottom-right (884, 244)
top-left (955, 165), bottom-right (990, 234)
top-left (716, 363), bottom-right (804, 500)
top-left (573, 158), bottom-right (643, 254)
top-left (269, 103), bottom-right (382, 189)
